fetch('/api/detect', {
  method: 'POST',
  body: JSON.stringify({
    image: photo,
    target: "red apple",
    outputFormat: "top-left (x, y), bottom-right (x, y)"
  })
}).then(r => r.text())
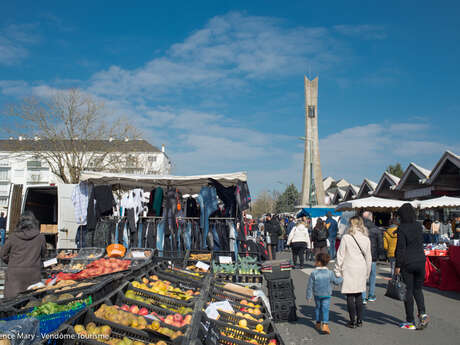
top-left (164, 315), bottom-right (174, 325)
top-left (173, 314), bottom-right (183, 323)
top-left (138, 308), bottom-right (149, 316)
top-left (121, 305), bottom-right (130, 312)
top-left (129, 305), bottom-right (139, 314)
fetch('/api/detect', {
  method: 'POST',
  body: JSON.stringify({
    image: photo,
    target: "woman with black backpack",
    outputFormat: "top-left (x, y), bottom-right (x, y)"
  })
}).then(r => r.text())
top-left (312, 218), bottom-right (329, 256)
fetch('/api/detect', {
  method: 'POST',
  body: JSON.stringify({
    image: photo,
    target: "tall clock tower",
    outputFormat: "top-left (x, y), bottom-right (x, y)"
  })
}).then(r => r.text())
top-left (301, 76), bottom-right (325, 206)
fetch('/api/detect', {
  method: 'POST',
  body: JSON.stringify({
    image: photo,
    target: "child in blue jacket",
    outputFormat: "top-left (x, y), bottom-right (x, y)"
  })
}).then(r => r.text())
top-left (307, 252), bottom-right (343, 334)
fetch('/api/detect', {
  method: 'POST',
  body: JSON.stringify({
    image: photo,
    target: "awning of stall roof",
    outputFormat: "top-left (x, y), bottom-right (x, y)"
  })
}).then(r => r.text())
top-left (335, 196), bottom-right (417, 212)
top-left (79, 170), bottom-right (248, 194)
top-left (416, 196), bottom-right (460, 210)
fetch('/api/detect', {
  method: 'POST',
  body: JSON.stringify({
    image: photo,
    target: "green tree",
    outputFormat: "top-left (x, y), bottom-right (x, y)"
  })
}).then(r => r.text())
top-left (387, 163), bottom-right (404, 178)
top-left (275, 184), bottom-right (300, 213)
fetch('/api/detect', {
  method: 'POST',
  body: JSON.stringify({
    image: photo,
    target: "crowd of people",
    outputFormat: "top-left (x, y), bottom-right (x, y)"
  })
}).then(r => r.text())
top-left (254, 204), bottom-right (432, 334)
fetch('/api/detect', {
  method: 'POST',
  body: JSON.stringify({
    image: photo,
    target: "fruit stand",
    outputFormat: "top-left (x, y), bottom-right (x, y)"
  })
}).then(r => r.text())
top-left (0, 249), bottom-right (285, 345)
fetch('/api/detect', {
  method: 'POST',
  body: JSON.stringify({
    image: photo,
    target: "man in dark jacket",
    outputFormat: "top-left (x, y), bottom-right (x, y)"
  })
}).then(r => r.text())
top-left (265, 214), bottom-right (281, 259)
top-left (395, 203), bottom-right (429, 330)
top-left (362, 211), bottom-right (384, 303)
top-left (0, 211), bottom-right (47, 298)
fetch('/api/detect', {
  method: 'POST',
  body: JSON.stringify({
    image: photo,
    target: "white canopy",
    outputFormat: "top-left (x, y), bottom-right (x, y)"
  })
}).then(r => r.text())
top-left (79, 171), bottom-right (247, 193)
top-left (416, 196), bottom-right (460, 210)
top-left (335, 196), bottom-right (412, 212)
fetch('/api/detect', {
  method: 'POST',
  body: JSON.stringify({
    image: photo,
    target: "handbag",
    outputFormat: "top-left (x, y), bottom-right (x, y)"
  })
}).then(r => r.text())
top-left (385, 274), bottom-right (407, 301)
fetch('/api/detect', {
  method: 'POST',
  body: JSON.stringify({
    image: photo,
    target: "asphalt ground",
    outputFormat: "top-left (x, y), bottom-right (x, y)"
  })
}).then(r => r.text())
top-left (272, 251), bottom-right (460, 345)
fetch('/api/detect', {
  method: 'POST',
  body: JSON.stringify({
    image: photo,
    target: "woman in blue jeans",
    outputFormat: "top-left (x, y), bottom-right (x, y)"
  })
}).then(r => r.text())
top-left (307, 253), bottom-right (343, 334)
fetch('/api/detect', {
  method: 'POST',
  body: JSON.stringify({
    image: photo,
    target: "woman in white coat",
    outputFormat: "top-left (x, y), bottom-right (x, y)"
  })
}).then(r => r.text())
top-left (287, 220), bottom-right (311, 269)
top-left (334, 216), bottom-right (372, 328)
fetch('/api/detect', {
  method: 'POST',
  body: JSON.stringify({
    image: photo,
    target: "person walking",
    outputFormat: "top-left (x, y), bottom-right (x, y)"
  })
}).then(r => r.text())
top-left (312, 218), bottom-right (329, 256)
top-left (278, 219), bottom-right (286, 252)
top-left (394, 203), bottom-right (430, 330)
top-left (307, 253), bottom-right (343, 334)
top-left (430, 218), bottom-right (441, 244)
top-left (287, 219), bottom-right (310, 268)
top-left (265, 214), bottom-right (281, 260)
top-left (326, 212), bottom-right (338, 260)
top-left (384, 218), bottom-right (399, 276)
top-left (0, 211), bottom-right (47, 298)
top-left (361, 211), bottom-right (384, 303)
top-left (0, 212), bottom-right (6, 246)
top-left (334, 216), bottom-right (372, 328)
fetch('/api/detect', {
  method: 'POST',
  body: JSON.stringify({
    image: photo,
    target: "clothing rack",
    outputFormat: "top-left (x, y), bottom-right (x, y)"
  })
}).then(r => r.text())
top-left (209, 217), bottom-right (236, 220)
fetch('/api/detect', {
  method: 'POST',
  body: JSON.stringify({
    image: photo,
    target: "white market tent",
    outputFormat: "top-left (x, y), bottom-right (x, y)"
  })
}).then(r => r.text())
top-left (79, 171), bottom-right (247, 193)
top-left (335, 196), bottom-right (413, 212)
top-left (416, 196), bottom-right (460, 210)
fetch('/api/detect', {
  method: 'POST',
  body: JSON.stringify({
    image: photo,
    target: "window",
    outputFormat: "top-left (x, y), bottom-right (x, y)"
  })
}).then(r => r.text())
top-left (0, 168), bottom-right (9, 181)
top-left (0, 196), bottom-right (7, 207)
top-left (148, 156), bottom-right (157, 162)
top-left (27, 160), bottom-right (42, 169)
top-left (0, 156), bottom-right (9, 167)
top-left (14, 169), bottom-right (24, 178)
top-left (307, 105), bottom-right (316, 118)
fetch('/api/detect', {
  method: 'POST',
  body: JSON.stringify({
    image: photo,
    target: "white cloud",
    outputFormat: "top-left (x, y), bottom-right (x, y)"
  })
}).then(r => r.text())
top-left (0, 24), bottom-right (39, 65)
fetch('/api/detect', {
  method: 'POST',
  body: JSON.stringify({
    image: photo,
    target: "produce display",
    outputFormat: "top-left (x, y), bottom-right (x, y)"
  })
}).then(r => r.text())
top-left (75, 258), bottom-right (131, 279)
top-left (124, 289), bottom-right (194, 315)
top-left (189, 253), bottom-right (212, 261)
top-left (126, 250), bottom-right (152, 259)
top-left (238, 256), bottom-right (261, 275)
top-left (57, 251), bottom-right (78, 260)
top-left (94, 304), bottom-right (184, 340)
top-left (131, 275), bottom-right (200, 301)
top-left (21, 292), bottom-right (86, 310)
top-left (212, 262), bottom-right (237, 274)
top-left (28, 297), bottom-right (91, 317)
top-left (73, 324), bottom-right (168, 345)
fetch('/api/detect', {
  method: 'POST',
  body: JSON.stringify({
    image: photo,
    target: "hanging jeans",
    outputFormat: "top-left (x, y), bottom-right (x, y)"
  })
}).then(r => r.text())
top-left (137, 222), bottom-right (144, 248)
top-left (122, 223), bottom-right (129, 248)
top-left (199, 186), bottom-right (218, 250)
top-left (156, 220), bottom-right (165, 254)
top-left (75, 225), bottom-right (87, 248)
top-left (145, 220), bottom-right (157, 249)
top-left (212, 223), bottom-right (221, 250)
top-left (184, 222), bottom-right (192, 250)
top-left (94, 221), bottom-right (114, 248)
top-left (228, 221), bottom-right (237, 253)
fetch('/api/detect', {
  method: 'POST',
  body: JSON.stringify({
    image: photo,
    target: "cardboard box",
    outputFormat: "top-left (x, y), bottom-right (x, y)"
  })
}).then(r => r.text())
top-left (40, 224), bottom-right (58, 234)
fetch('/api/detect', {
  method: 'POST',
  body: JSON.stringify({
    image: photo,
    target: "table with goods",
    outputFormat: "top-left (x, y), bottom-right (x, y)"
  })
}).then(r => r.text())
top-left (424, 242), bottom-right (460, 292)
top-left (0, 248), bottom-right (286, 345)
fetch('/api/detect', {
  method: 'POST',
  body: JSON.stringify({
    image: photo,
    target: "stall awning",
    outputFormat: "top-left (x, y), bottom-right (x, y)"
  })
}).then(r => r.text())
top-left (79, 171), bottom-right (247, 193)
top-left (335, 196), bottom-right (414, 212)
top-left (416, 196), bottom-right (460, 210)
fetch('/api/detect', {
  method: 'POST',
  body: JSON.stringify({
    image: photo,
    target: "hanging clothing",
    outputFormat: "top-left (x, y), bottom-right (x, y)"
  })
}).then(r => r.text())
top-left (199, 186), bottom-right (218, 250)
top-left (87, 185), bottom-right (115, 230)
top-left (121, 189), bottom-right (146, 226)
top-left (71, 182), bottom-right (92, 225)
top-left (209, 178), bottom-right (237, 217)
top-left (148, 187), bottom-right (164, 216)
top-left (186, 197), bottom-right (199, 218)
top-left (236, 181), bottom-right (251, 211)
top-left (93, 220), bottom-right (115, 248)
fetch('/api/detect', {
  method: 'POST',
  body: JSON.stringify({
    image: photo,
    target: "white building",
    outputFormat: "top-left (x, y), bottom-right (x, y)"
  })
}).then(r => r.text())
top-left (0, 138), bottom-right (171, 208)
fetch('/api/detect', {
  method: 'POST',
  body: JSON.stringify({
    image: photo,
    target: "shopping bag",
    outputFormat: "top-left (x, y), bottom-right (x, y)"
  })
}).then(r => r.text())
top-left (385, 274), bottom-right (407, 301)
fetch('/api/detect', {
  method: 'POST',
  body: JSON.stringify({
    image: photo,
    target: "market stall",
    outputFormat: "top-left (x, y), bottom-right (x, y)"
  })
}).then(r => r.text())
top-left (335, 196), bottom-right (414, 212)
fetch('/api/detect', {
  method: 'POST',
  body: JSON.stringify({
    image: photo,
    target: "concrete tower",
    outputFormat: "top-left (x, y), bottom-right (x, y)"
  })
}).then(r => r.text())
top-left (301, 76), bottom-right (325, 205)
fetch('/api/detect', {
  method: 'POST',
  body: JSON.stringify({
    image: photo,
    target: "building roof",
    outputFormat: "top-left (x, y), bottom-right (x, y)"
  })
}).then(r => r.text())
top-left (427, 151), bottom-right (460, 184)
top-left (0, 139), bottom-right (161, 153)
top-left (323, 176), bottom-right (336, 191)
top-left (395, 162), bottom-right (431, 191)
top-left (336, 178), bottom-right (350, 188)
top-left (374, 171), bottom-right (401, 195)
top-left (357, 178), bottom-right (378, 198)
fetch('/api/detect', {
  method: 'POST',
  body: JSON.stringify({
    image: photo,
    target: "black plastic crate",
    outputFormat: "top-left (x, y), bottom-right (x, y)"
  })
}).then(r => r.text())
top-left (268, 288), bottom-right (295, 301)
top-left (271, 307), bottom-right (297, 322)
top-left (153, 250), bottom-right (186, 265)
top-left (200, 312), bottom-right (275, 345)
top-left (217, 310), bottom-right (270, 330)
top-left (212, 251), bottom-right (237, 263)
top-left (267, 278), bottom-right (293, 290)
top-left (75, 248), bottom-right (105, 260)
top-left (158, 265), bottom-right (207, 283)
top-left (270, 299), bottom-right (296, 313)
top-left (64, 308), bottom-right (179, 345)
top-left (214, 273), bottom-right (237, 283)
top-left (237, 274), bottom-right (263, 284)
top-left (135, 270), bottom-right (203, 292)
top-left (188, 250), bottom-right (213, 263)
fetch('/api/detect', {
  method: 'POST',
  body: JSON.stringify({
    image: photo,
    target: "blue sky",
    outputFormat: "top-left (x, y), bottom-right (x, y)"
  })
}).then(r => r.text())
top-left (0, 1), bottom-right (459, 195)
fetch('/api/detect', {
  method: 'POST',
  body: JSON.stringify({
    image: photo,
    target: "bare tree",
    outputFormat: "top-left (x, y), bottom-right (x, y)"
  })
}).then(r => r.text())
top-left (6, 89), bottom-right (141, 183)
top-left (251, 190), bottom-right (278, 218)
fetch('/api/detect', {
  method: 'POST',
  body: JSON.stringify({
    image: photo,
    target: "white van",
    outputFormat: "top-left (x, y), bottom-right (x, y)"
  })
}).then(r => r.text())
top-left (7, 184), bottom-right (78, 249)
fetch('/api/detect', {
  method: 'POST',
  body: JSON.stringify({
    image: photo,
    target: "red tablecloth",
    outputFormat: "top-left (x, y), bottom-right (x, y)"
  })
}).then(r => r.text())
top-left (423, 247), bottom-right (460, 292)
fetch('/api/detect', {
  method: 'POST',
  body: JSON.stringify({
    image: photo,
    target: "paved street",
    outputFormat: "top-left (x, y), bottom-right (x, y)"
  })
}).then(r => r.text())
top-left (273, 252), bottom-right (460, 345)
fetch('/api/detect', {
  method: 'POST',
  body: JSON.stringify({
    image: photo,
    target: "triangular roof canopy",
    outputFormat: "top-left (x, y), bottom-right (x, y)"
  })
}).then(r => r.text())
top-left (332, 187), bottom-right (347, 205)
top-left (374, 171), bottom-right (401, 195)
top-left (343, 184), bottom-right (360, 201)
top-left (323, 176), bottom-right (336, 191)
top-left (357, 178), bottom-right (378, 198)
top-left (336, 178), bottom-right (350, 188)
top-left (395, 162), bottom-right (431, 191)
top-left (427, 151), bottom-right (460, 185)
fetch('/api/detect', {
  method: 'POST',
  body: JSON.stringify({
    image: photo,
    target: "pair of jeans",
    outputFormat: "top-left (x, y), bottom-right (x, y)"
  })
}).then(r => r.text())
top-left (0, 228), bottom-right (6, 246)
top-left (314, 296), bottom-right (331, 323)
top-left (291, 242), bottom-right (306, 267)
top-left (156, 220), bottom-right (165, 253)
top-left (401, 261), bottom-right (426, 323)
top-left (431, 234), bottom-right (439, 244)
top-left (346, 293), bottom-right (363, 322)
top-left (199, 186), bottom-right (218, 249)
top-left (328, 237), bottom-right (336, 258)
top-left (389, 257), bottom-right (396, 276)
top-left (75, 225), bottom-right (86, 248)
top-left (277, 239), bottom-right (285, 252)
top-left (270, 244), bottom-right (277, 259)
top-left (363, 262), bottom-right (377, 299)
